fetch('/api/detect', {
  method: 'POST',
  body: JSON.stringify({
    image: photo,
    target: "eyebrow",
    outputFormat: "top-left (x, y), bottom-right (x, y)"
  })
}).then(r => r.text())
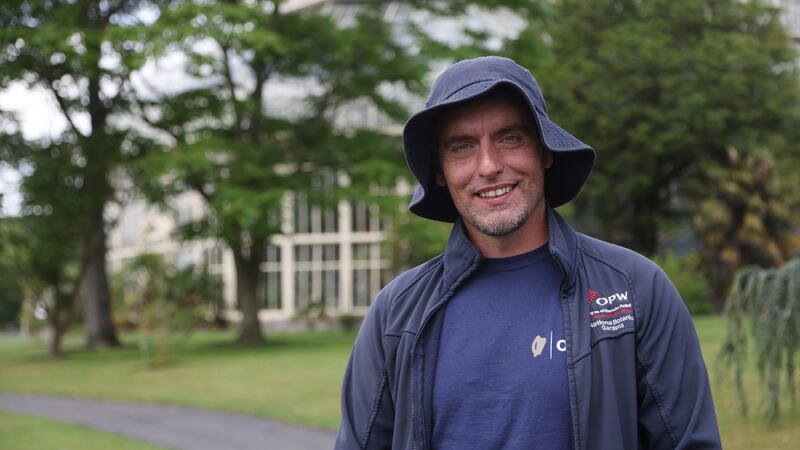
top-left (440, 133), bottom-right (473, 149)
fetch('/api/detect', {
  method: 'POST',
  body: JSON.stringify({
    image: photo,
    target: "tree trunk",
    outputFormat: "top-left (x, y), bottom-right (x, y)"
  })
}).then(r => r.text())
top-left (48, 288), bottom-right (64, 357)
top-left (49, 323), bottom-right (64, 357)
top-left (83, 206), bottom-right (120, 349)
top-left (628, 194), bottom-right (660, 255)
top-left (232, 250), bottom-right (264, 345)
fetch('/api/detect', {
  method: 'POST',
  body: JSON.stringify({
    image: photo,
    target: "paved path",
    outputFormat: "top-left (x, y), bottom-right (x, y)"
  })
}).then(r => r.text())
top-left (0, 393), bottom-right (335, 450)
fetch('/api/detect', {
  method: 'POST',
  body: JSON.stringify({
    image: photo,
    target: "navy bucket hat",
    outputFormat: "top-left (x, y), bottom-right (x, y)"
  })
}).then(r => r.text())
top-left (403, 56), bottom-right (595, 222)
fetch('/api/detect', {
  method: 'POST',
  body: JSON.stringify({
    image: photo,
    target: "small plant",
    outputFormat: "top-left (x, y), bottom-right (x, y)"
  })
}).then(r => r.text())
top-left (112, 254), bottom-right (206, 368)
top-left (296, 300), bottom-right (328, 331)
top-left (719, 256), bottom-right (800, 423)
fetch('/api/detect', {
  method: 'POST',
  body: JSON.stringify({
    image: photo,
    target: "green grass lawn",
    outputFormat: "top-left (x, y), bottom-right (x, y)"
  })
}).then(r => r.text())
top-left (0, 410), bottom-right (166, 450)
top-left (0, 317), bottom-right (798, 449)
top-left (0, 330), bottom-right (353, 430)
top-left (693, 316), bottom-right (800, 450)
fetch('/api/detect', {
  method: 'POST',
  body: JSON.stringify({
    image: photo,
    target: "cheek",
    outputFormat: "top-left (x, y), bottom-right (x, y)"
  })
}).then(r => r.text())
top-left (512, 152), bottom-right (546, 176)
top-left (440, 161), bottom-right (471, 187)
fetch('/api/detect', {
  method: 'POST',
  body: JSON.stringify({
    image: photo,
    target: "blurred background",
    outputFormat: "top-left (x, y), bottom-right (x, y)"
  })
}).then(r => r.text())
top-left (0, 1), bottom-right (799, 449)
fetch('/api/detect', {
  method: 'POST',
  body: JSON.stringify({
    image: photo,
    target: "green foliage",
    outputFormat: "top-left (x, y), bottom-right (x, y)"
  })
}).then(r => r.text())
top-left (720, 256), bottom-right (800, 423)
top-left (0, 159), bottom-right (86, 355)
top-left (133, 1), bottom-right (438, 343)
top-left (0, 219), bottom-right (25, 326)
top-left (0, 0), bottom-right (173, 347)
top-left (386, 210), bottom-right (451, 273)
top-left (692, 148), bottom-right (799, 311)
top-left (111, 254), bottom-right (210, 367)
top-left (652, 251), bottom-right (713, 316)
top-left (546, 0), bottom-right (800, 255)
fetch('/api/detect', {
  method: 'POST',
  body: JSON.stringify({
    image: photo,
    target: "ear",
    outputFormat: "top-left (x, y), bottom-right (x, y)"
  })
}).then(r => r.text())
top-left (435, 172), bottom-right (446, 187)
top-left (542, 150), bottom-right (554, 169)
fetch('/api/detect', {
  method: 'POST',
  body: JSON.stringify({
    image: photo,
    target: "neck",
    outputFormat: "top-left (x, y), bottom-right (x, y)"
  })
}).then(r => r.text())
top-left (464, 206), bottom-right (549, 258)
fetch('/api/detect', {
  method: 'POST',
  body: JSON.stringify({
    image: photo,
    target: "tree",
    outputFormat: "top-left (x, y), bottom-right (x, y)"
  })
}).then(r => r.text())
top-left (134, 0), bottom-right (551, 344)
top-left (0, 147), bottom-right (88, 356)
top-left (133, 0), bottom-right (424, 344)
top-left (691, 147), bottom-right (798, 311)
top-left (0, 218), bottom-right (26, 328)
top-left (545, 0), bottom-right (800, 255)
top-left (721, 256), bottom-right (800, 423)
top-left (0, 0), bottom-right (164, 347)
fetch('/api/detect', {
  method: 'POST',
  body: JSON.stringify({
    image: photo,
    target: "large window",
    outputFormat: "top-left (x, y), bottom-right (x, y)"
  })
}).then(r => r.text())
top-left (294, 244), bottom-right (340, 310)
top-left (351, 201), bottom-right (387, 232)
top-left (293, 193), bottom-right (338, 234)
top-left (352, 243), bottom-right (386, 308)
top-left (259, 245), bottom-right (282, 310)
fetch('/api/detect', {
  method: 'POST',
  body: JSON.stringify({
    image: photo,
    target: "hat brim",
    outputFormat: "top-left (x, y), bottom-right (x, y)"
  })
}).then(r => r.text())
top-left (403, 80), bottom-right (595, 223)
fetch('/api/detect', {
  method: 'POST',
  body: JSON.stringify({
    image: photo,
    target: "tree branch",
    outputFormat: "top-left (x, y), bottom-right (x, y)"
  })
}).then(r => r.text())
top-left (44, 77), bottom-right (86, 138)
top-left (220, 43), bottom-right (243, 134)
top-left (126, 80), bottom-right (180, 141)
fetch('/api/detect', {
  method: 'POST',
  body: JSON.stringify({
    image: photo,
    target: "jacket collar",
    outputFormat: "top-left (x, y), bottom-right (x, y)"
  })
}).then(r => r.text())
top-left (441, 204), bottom-right (579, 290)
top-left (545, 205), bottom-right (579, 291)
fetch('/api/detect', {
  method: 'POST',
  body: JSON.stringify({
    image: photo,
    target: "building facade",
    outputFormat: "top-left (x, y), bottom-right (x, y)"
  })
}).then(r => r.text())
top-left (108, 189), bottom-right (394, 322)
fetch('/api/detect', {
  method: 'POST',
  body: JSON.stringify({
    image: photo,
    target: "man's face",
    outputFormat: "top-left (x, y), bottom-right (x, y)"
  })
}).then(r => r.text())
top-left (436, 93), bottom-right (552, 238)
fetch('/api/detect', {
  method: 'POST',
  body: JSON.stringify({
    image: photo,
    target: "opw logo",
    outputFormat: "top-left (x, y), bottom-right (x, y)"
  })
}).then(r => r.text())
top-left (589, 289), bottom-right (628, 306)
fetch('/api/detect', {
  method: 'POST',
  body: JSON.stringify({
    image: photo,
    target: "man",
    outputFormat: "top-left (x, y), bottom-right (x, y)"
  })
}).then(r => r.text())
top-left (335, 56), bottom-right (721, 449)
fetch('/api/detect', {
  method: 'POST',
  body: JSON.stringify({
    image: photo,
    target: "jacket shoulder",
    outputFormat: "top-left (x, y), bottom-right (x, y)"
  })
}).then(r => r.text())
top-left (577, 233), bottom-right (663, 283)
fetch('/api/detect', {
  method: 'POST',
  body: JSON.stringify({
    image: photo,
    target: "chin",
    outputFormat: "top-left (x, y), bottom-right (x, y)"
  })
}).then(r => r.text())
top-left (470, 211), bottom-right (530, 237)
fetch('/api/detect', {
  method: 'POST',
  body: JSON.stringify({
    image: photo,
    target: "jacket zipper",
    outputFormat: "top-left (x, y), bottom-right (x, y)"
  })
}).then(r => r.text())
top-left (408, 260), bottom-right (478, 450)
top-left (551, 253), bottom-right (579, 450)
top-left (408, 287), bottom-right (457, 450)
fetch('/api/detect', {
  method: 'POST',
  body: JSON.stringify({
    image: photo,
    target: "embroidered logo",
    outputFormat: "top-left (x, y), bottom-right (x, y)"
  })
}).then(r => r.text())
top-left (589, 290), bottom-right (634, 333)
top-left (587, 288), bottom-right (598, 304)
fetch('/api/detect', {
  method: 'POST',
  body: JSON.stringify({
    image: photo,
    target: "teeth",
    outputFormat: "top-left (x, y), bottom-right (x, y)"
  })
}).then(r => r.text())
top-left (479, 186), bottom-right (512, 198)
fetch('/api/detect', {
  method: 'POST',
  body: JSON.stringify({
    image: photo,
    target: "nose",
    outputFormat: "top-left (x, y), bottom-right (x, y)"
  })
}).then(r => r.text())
top-left (476, 143), bottom-right (502, 178)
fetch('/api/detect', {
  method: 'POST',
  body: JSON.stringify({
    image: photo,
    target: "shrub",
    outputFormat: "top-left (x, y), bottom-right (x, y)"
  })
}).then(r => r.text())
top-left (653, 251), bottom-right (713, 316)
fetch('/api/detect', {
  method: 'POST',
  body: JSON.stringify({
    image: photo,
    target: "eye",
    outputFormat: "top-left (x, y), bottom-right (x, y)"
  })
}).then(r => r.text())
top-left (444, 142), bottom-right (473, 156)
top-left (501, 134), bottom-right (521, 144)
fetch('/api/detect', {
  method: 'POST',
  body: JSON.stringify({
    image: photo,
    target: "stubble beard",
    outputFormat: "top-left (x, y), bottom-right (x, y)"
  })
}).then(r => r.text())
top-left (458, 193), bottom-right (538, 237)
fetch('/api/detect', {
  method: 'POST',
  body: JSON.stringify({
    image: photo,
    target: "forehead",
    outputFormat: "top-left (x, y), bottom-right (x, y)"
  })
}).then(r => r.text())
top-left (437, 92), bottom-right (532, 137)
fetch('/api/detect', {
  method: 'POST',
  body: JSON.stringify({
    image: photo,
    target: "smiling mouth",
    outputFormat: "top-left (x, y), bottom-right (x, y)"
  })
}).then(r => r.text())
top-left (477, 185), bottom-right (514, 198)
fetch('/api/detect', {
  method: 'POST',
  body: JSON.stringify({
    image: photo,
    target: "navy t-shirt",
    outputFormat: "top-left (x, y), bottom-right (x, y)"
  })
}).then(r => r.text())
top-left (431, 244), bottom-right (571, 449)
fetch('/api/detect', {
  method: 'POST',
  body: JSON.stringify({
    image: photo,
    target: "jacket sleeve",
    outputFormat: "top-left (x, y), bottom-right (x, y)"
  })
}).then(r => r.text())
top-left (335, 295), bottom-right (395, 449)
top-left (635, 267), bottom-right (722, 449)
